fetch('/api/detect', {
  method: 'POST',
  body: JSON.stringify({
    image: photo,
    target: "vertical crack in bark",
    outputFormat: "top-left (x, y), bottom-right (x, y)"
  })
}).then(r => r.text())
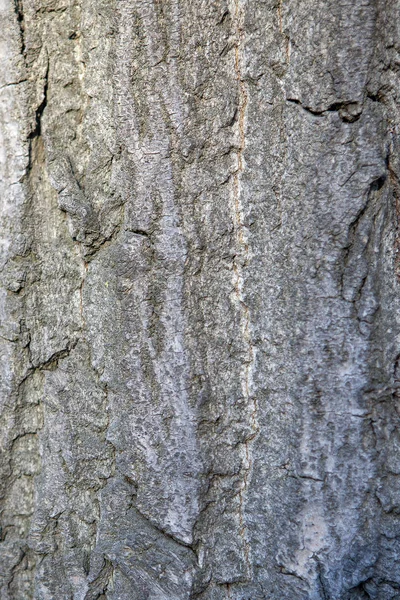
top-left (232, 0), bottom-right (258, 576)
top-left (13, 0), bottom-right (26, 57)
top-left (27, 57), bottom-right (49, 173)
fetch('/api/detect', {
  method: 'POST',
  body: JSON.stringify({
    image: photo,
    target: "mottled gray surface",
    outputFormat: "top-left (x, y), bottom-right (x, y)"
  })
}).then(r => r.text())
top-left (1, 0), bottom-right (400, 598)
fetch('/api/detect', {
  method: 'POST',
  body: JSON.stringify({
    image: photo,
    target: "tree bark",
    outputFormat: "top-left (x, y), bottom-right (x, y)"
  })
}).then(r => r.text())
top-left (1, 0), bottom-right (400, 598)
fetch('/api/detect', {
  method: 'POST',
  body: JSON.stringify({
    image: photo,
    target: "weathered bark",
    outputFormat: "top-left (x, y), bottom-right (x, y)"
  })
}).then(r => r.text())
top-left (1, 0), bottom-right (400, 598)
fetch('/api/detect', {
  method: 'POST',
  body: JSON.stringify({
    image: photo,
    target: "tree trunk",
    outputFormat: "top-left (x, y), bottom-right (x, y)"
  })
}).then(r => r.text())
top-left (1, 0), bottom-right (400, 598)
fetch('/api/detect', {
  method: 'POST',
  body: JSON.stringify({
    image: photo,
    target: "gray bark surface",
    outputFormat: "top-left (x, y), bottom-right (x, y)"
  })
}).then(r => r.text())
top-left (1, 0), bottom-right (400, 598)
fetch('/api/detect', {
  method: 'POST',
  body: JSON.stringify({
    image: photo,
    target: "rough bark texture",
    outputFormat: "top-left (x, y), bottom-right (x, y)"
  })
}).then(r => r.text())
top-left (1, 0), bottom-right (400, 598)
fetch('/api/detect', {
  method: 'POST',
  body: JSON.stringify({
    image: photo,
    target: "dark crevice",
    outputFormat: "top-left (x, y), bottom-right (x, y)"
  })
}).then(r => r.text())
top-left (345, 174), bottom-right (385, 242)
top-left (340, 175), bottom-right (386, 302)
top-left (316, 561), bottom-right (328, 600)
top-left (367, 91), bottom-right (384, 104)
top-left (29, 60), bottom-right (49, 141)
top-left (128, 228), bottom-right (150, 238)
top-left (289, 472), bottom-right (324, 482)
top-left (17, 339), bottom-right (79, 390)
top-left (370, 174), bottom-right (386, 192)
top-left (13, 0), bottom-right (26, 56)
top-left (325, 101), bottom-right (345, 112)
top-left (346, 579), bottom-right (373, 599)
top-left (286, 98), bottom-right (363, 122)
top-left (277, 564), bottom-right (306, 582)
top-left (286, 98), bottom-right (324, 116)
top-left (7, 546), bottom-right (25, 590)
top-left (132, 505), bottom-right (196, 552)
top-left (217, 9), bottom-right (230, 25)
top-left (84, 558), bottom-right (114, 600)
top-left (27, 60), bottom-right (49, 173)
top-left (33, 340), bottom-right (78, 370)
